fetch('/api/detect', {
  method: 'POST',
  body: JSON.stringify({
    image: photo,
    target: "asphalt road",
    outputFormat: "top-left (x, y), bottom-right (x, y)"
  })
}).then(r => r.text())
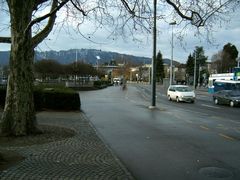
top-left (137, 84), bottom-right (240, 122)
top-left (80, 84), bottom-right (240, 180)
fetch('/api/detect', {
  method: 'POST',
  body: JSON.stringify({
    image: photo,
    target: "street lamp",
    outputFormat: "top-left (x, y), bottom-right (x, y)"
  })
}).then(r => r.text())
top-left (96, 56), bottom-right (101, 70)
top-left (169, 21), bottom-right (176, 86)
top-left (149, 0), bottom-right (157, 108)
top-left (198, 65), bottom-right (201, 87)
top-left (75, 49), bottom-right (78, 85)
top-left (193, 52), bottom-right (197, 89)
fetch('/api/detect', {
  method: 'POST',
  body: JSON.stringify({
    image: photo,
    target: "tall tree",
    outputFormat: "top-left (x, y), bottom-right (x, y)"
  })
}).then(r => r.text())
top-left (211, 43), bottom-right (238, 73)
top-left (211, 51), bottom-right (222, 73)
top-left (156, 51), bottom-right (164, 83)
top-left (186, 54), bottom-right (194, 84)
top-left (0, 0), bottom-right (239, 136)
top-left (34, 59), bottom-right (63, 80)
top-left (192, 46), bottom-right (208, 85)
top-left (186, 54), bottom-right (194, 77)
top-left (222, 43), bottom-right (238, 72)
top-left (0, 0), bottom-right (69, 136)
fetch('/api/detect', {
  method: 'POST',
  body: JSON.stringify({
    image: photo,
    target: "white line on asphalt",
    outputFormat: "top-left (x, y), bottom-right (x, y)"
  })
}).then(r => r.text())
top-left (229, 119), bottom-right (240, 124)
top-left (201, 104), bottom-right (220, 109)
top-left (200, 125), bottom-right (210, 131)
top-left (219, 133), bottom-right (236, 141)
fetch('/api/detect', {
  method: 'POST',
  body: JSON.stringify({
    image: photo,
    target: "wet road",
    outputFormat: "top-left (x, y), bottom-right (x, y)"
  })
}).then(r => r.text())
top-left (80, 84), bottom-right (240, 180)
top-left (137, 84), bottom-right (240, 122)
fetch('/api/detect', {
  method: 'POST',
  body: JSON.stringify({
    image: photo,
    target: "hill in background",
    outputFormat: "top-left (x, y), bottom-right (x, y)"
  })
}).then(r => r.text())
top-left (0, 48), bottom-right (180, 66)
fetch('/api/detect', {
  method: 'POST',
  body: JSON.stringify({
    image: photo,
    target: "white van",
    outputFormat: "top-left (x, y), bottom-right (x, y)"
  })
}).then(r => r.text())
top-left (167, 85), bottom-right (195, 103)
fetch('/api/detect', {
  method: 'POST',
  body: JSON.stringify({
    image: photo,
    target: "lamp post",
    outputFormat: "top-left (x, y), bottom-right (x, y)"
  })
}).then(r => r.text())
top-left (198, 65), bottom-right (201, 87)
top-left (193, 52), bottom-right (197, 89)
top-left (149, 0), bottom-right (157, 108)
top-left (169, 21), bottom-right (176, 86)
top-left (75, 49), bottom-right (78, 85)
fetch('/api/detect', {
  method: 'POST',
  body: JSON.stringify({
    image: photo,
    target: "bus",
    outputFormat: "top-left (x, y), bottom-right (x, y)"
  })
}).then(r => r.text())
top-left (208, 73), bottom-right (240, 93)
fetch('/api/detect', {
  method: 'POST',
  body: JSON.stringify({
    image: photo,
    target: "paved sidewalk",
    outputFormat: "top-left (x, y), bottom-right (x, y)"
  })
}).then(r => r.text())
top-left (0, 112), bottom-right (134, 180)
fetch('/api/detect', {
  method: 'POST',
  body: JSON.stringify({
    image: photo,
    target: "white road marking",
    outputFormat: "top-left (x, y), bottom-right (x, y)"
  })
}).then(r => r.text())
top-left (219, 133), bottom-right (236, 141)
top-left (200, 125), bottom-right (210, 131)
top-left (201, 104), bottom-right (220, 109)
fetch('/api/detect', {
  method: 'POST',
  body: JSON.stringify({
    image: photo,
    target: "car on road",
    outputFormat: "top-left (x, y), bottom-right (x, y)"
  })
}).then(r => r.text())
top-left (213, 90), bottom-right (240, 107)
top-left (113, 78), bottom-right (122, 85)
top-left (167, 85), bottom-right (195, 103)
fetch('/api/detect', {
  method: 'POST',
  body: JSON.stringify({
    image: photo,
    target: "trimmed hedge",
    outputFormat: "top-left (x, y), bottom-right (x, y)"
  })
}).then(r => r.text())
top-left (0, 87), bottom-right (81, 111)
top-left (93, 80), bottom-right (111, 89)
top-left (35, 88), bottom-right (81, 111)
top-left (0, 88), bottom-right (6, 109)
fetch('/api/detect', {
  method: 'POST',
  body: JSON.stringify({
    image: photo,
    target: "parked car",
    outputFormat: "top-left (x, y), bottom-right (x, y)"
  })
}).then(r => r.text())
top-left (167, 85), bottom-right (195, 103)
top-left (213, 90), bottom-right (240, 107)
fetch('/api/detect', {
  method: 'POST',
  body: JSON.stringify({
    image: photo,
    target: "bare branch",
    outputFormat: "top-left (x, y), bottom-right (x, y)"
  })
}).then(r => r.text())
top-left (32, 0), bottom-right (73, 47)
top-left (33, 0), bottom-right (49, 10)
top-left (120, 0), bottom-right (151, 19)
top-left (120, 0), bottom-right (135, 16)
top-left (166, 0), bottom-right (192, 20)
top-left (166, 0), bottom-right (239, 27)
top-left (25, 0), bottom-right (70, 35)
top-left (201, 0), bottom-right (234, 26)
top-left (70, 0), bottom-right (87, 16)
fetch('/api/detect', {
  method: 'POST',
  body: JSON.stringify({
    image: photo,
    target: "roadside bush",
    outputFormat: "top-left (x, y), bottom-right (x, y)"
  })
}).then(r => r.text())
top-left (34, 85), bottom-right (81, 111)
top-left (93, 80), bottom-right (111, 89)
top-left (0, 86), bottom-right (81, 111)
top-left (0, 88), bottom-right (6, 108)
top-left (36, 89), bottom-right (80, 110)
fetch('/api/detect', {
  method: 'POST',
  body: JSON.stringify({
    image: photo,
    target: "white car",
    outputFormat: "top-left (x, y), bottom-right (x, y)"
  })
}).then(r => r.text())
top-left (167, 85), bottom-right (195, 103)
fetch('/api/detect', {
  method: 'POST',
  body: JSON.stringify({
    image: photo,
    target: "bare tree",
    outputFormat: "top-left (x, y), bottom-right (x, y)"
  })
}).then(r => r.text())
top-left (211, 51), bottom-right (222, 73)
top-left (0, 0), bottom-right (239, 136)
top-left (34, 59), bottom-right (64, 80)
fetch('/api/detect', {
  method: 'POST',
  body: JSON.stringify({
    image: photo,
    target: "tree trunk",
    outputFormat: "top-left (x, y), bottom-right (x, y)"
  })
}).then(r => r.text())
top-left (0, 2), bottom-right (37, 136)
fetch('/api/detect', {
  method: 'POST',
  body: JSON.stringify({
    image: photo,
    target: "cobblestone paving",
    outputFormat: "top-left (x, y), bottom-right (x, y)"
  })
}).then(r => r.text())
top-left (0, 112), bottom-right (134, 180)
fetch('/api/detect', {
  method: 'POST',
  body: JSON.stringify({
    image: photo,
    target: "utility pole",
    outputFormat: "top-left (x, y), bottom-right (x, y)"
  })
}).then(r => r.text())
top-left (198, 65), bottom-right (201, 87)
top-left (150, 0), bottom-right (157, 108)
top-left (75, 49), bottom-right (78, 85)
top-left (75, 49), bottom-right (78, 63)
top-left (169, 21), bottom-right (176, 86)
top-left (193, 52), bottom-right (197, 89)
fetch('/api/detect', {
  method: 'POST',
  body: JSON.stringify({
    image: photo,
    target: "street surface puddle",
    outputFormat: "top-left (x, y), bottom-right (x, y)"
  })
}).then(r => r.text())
top-left (199, 167), bottom-right (233, 178)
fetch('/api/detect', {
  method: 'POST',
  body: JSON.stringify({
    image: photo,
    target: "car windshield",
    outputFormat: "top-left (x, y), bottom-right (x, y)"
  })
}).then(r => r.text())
top-left (175, 87), bottom-right (192, 92)
top-left (229, 91), bottom-right (240, 97)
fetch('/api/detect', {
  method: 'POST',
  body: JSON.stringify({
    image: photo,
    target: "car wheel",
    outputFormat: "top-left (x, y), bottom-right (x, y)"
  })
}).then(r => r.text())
top-left (168, 95), bottom-right (172, 101)
top-left (191, 100), bottom-right (195, 103)
top-left (176, 97), bottom-right (180, 103)
top-left (214, 98), bottom-right (218, 105)
top-left (230, 101), bottom-right (234, 107)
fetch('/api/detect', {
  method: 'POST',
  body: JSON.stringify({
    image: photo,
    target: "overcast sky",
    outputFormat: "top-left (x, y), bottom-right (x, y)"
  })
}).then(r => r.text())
top-left (1, 3), bottom-right (240, 64)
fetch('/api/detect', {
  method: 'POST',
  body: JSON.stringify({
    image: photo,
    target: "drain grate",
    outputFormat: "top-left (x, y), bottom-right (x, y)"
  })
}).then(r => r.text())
top-left (199, 167), bottom-right (233, 178)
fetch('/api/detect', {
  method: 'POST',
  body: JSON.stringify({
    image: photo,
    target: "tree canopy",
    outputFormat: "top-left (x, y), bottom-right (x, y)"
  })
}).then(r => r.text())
top-left (186, 54), bottom-right (194, 77)
top-left (186, 46), bottom-right (208, 85)
top-left (211, 43), bottom-right (239, 73)
top-left (156, 51), bottom-right (164, 83)
top-left (222, 43), bottom-right (238, 72)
